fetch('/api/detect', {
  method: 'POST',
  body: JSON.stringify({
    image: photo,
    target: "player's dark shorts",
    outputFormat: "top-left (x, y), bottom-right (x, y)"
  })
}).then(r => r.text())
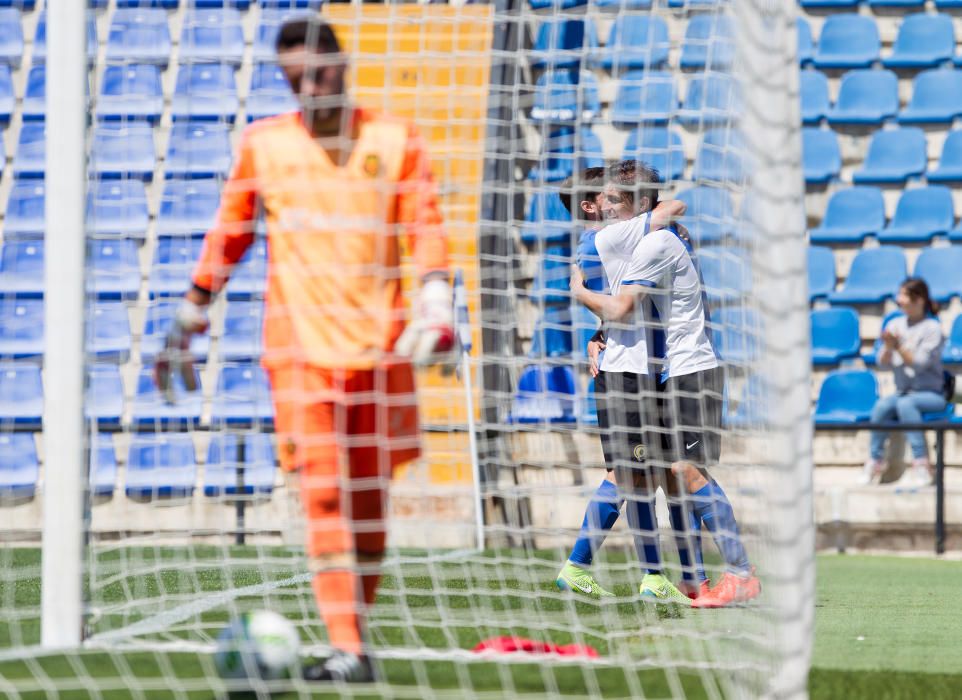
top-left (656, 366), bottom-right (724, 467)
top-left (594, 370), bottom-right (657, 471)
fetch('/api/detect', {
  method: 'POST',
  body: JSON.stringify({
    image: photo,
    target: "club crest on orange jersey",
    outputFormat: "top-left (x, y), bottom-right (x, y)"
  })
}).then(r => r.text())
top-left (362, 154), bottom-right (381, 177)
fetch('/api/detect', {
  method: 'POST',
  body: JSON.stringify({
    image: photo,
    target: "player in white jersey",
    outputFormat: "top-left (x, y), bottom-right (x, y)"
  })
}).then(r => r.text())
top-left (573, 160), bottom-right (761, 608)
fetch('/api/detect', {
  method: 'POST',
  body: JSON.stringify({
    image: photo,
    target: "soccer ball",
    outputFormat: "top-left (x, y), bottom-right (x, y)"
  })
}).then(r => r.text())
top-left (214, 610), bottom-right (301, 681)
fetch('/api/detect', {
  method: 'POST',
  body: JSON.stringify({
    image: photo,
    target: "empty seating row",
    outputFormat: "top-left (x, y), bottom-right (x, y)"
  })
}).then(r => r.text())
top-left (0, 298), bottom-right (263, 362)
top-left (803, 127), bottom-right (958, 185)
top-left (801, 0), bottom-right (962, 12)
top-left (0, 432), bottom-right (277, 502)
top-left (802, 68), bottom-right (962, 127)
top-left (0, 238), bottom-right (266, 300)
top-left (808, 186), bottom-right (962, 243)
top-left (530, 14), bottom-right (733, 72)
top-left (807, 244), bottom-right (962, 304)
top-left (799, 14), bottom-right (962, 70)
top-left (5, 178), bottom-right (221, 240)
top-left (12, 122), bottom-right (232, 181)
top-left (0, 361), bottom-right (273, 430)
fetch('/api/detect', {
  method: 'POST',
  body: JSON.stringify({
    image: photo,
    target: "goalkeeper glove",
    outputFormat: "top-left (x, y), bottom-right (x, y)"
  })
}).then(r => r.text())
top-left (395, 277), bottom-right (455, 365)
top-left (154, 299), bottom-right (208, 403)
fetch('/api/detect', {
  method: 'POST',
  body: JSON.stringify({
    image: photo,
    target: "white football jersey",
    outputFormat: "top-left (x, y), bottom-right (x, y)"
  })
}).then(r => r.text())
top-left (592, 213), bottom-right (653, 375)
top-left (621, 227), bottom-right (718, 378)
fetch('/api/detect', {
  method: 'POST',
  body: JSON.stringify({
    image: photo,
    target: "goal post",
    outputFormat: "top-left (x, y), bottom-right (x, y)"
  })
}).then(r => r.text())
top-left (1, 0), bottom-right (816, 697)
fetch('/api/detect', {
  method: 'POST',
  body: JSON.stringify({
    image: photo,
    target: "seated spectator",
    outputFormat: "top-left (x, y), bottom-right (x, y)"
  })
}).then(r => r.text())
top-left (861, 278), bottom-right (946, 487)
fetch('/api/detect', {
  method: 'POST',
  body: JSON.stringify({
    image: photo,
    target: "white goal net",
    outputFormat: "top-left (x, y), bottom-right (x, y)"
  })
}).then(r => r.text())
top-left (0, 0), bottom-right (813, 698)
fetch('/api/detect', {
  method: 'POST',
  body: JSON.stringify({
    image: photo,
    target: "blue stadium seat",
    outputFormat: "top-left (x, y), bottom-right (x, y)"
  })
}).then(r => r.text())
top-left (211, 363), bottom-right (274, 428)
top-left (0, 241), bottom-right (43, 297)
top-left (190, 0), bottom-right (252, 7)
top-left (811, 307), bottom-right (861, 365)
top-left (106, 9), bottom-right (172, 67)
top-left (809, 187), bottom-right (885, 244)
top-left (3, 180), bottom-right (45, 239)
top-left (140, 299), bottom-right (210, 362)
top-left (869, 0), bottom-right (924, 7)
top-left (802, 128), bottom-right (841, 185)
top-left (87, 180), bottom-right (149, 239)
top-left (510, 365), bottom-right (577, 423)
top-left (913, 246), bottom-right (962, 303)
top-left (0, 299), bottom-right (42, 359)
top-left (800, 70), bottom-right (829, 124)
top-left (928, 130), bottom-right (962, 183)
top-left (90, 123), bottom-right (156, 181)
top-left (521, 190), bottom-right (571, 245)
top-left (798, 18), bottom-right (814, 66)
top-left (826, 69), bottom-right (898, 125)
top-left (204, 433), bottom-right (276, 497)
top-left (878, 186), bottom-right (954, 243)
top-left (610, 70), bottom-right (676, 126)
top-left (0, 434), bottom-right (38, 500)
top-left (698, 246), bottom-right (751, 303)
top-left (808, 245), bottom-right (837, 301)
top-left (220, 301), bottom-right (264, 362)
top-left (813, 369), bottom-right (878, 425)
top-left (0, 64), bottom-right (11, 123)
top-left (96, 64), bottom-right (164, 124)
top-left (115, 0), bottom-right (178, 9)
top-left (852, 127), bottom-right (927, 184)
top-left (147, 237), bottom-right (205, 298)
top-left (87, 239), bottom-right (140, 301)
top-left (679, 13), bottom-right (734, 71)
top-left (530, 0), bottom-right (589, 9)
top-left (528, 127), bottom-right (603, 183)
top-left (89, 434), bottom-right (117, 499)
top-left (530, 18), bottom-right (597, 70)
top-left (225, 238), bottom-right (268, 300)
top-left (87, 303), bottom-right (131, 362)
top-left (528, 304), bottom-right (572, 359)
top-left (126, 434), bottom-right (198, 500)
top-left (157, 178), bottom-right (220, 238)
top-left (899, 69), bottom-right (962, 125)
top-left (259, 0), bottom-right (323, 7)
top-left (692, 128), bottom-right (746, 184)
top-left (801, 0), bottom-right (858, 8)
top-left (675, 185), bottom-right (733, 244)
top-left (0, 363), bottom-right (42, 428)
top-left (814, 15), bottom-right (879, 69)
top-left (828, 246), bottom-right (906, 304)
top-left (677, 73), bottom-right (740, 128)
top-left (164, 122), bottom-right (232, 179)
top-left (86, 364), bottom-right (123, 430)
top-left (179, 9), bottom-right (244, 66)
top-left (21, 64), bottom-right (44, 121)
top-left (622, 127), bottom-right (685, 183)
top-left (247, 63), bottom-right (298, 122)
top-left (13, 123), bottom-right (44, 179)
top-left (33, 11), bottom-right (98, 64)
top-left (171, 62), bottom-right (239, 123)
top-left (529, 243), bottom-right (571, 305)
top-left (0, 9), bottom-right (24, 67)
top-left (943, 315), bottom-right (962, 364)
top-left (530, 71), bottom-right (600, 125)
top-left (597, 16), bottom-right (670, 71)
top-left (131, 367), bottom-right (202, 431)
top-left (711, 306), bottom-right (761, 365)
top-left (883, 14), bottom-right (954, 69)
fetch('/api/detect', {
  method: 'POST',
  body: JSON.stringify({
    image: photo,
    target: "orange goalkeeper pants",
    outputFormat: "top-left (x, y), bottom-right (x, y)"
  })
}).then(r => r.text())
top-left (269, 361), bottom-right (421, 557)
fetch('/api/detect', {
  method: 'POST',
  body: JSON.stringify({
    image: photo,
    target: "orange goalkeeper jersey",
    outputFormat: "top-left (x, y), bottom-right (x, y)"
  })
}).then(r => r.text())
top-left (192, 108), bottom-right (449, 370)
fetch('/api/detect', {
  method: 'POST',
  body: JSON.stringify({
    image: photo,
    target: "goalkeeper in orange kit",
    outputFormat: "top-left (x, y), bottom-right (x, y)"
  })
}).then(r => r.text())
top-left (155, 16), bottom-right (453, 683)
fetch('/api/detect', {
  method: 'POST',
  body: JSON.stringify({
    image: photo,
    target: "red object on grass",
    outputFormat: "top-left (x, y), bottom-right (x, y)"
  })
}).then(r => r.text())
top-left (472, 636), bottom-right (599, 658)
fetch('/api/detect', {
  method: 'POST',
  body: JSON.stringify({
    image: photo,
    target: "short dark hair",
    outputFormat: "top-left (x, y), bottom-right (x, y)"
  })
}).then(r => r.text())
top-left (607, 160), bottom-right (661, 212)
top-left (559, 166), bottom-right (607, 218)
top-left (276, 16), bottom-right (342, 55)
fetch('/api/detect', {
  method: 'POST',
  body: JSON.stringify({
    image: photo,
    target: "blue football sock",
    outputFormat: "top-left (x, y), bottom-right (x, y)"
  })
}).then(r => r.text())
top-left (668, 502), bottom-right (706, 583)
top-left (691, 480), bottom-right (751, 575)
top-left (626, 493), bottom-right (661, 575)
top-left (567, 480), bottom-right (622, 567)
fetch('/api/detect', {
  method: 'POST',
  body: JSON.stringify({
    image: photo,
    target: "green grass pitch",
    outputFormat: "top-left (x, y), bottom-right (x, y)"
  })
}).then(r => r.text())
top-left (1, 549), bottom-right (960, 699)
